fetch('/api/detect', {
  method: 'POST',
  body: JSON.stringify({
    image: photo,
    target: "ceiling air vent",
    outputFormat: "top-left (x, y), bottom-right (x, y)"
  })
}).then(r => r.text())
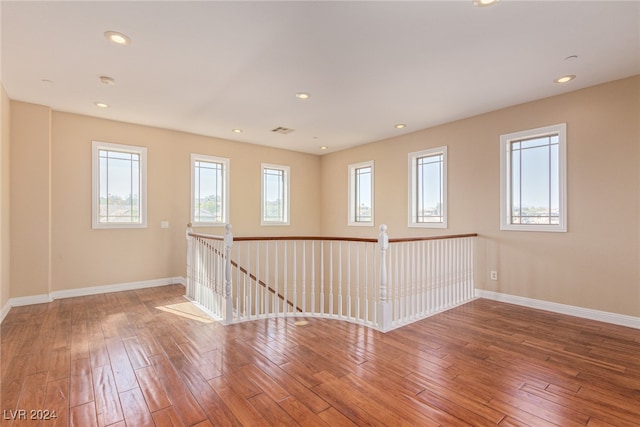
top-left (271, 126), bottom-right (295, 134)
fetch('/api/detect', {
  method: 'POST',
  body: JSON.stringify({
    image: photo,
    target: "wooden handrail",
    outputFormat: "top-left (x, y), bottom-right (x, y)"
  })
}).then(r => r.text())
top-left (231, 233), bottom-right (477, 243)
top-left (188, 231), bottom-right (224, 240)
top-left (389, 233), bottom-right (478, 243)
top-left (188, 223), bottom-right (477, 244)
top-left (233, 235), bottom-right (378, 243)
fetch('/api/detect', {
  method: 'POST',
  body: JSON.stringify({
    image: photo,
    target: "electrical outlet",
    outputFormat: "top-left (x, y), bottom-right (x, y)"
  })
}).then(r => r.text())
top-left (490, 271), bottom-right (498, 281)
top-left (160, 221), bottom-right (169, 229)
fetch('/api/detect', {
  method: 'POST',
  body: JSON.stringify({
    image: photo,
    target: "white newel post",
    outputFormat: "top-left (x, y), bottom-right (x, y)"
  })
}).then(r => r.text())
top-left (186, 223), bottom-right (193, 299)
top-left (224, 224), bottom-right (234, 324)
top-left (378, 224), bottom-right (391, 331)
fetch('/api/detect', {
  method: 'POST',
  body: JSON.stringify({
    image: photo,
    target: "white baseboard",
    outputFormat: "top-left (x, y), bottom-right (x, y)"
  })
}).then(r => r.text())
top-left (50, 277), bottom-right (185, 299)
top-left (476, 289), bottom-right (640, 330)
top-left (0, 300), bottom-right (12, 323)
top-left (6, 293), bottom-right (53, 307)
top-left (0, 277), bottom-right (186, 323)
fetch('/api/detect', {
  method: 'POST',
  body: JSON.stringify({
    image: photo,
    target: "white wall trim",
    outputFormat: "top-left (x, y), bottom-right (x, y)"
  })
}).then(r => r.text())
top-left (476, 289), bottom-right (640, 330)
top-left (50, 277), bottom-right (184, 299)
top-left (0, 300), bottom-right (13, 323)
top-left (6, 293), bottom-right (53, 307)
top-left (0, 277), bottom-right (186, 323)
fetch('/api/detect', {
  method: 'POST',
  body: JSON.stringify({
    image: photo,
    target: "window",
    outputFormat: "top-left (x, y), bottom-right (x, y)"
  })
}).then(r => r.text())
top-left (348, 161), bottom-right (374, 226)
top-left (92, 141), bottom-right (147, 229)
top-left (261, 163), bottom-right (289, 225)
top-left (191, 154), bottom-right (229, 226)
top-left (500, 123), bottom-right (567, 232)
top-left (408, 146), bottom-right (447, 228)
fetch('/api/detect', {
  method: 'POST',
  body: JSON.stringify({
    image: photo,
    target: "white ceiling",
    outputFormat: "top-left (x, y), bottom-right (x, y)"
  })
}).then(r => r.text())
top-left (2, 1), bottom-right (639, 154)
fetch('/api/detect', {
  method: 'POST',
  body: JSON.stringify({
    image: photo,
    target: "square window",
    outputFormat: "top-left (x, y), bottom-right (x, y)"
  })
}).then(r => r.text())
top-left (348, 161), bottom-right (374, 226)
top-left (500, 123), bottom-right (567, 232)
top-left (191, 154), bottom-right (229, 226)
top-left (408, 147), bottom-right (447, 228)
top-left (261, 163), bottom-right (290, 225)
top-left (92, 141), bottom-right (147, 229)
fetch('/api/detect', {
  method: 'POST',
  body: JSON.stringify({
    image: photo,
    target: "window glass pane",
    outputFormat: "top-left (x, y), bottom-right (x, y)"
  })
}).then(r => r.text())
top-left (348, 161), bottom-right (373, 226)
top-left (98, 150), bottom-right (141, 224)
top-left (520, 143), bottom-right (550, 223)
top-left (520, 135), bottom-right (551, 150)
top-left (509, 133), bottom-right (561, 226)
top-left (511, 148), bottom-right (521, 219)
top-left (354, 166), bottom-right (372, 222)
top-left (549, 143), bottom-right (560, 224)
top-left (264, 168), bottom-right (285, 222)
top-left (416, 154), bottom-right (443, 223)
top-left (194, 160), bottom-right (224, 223)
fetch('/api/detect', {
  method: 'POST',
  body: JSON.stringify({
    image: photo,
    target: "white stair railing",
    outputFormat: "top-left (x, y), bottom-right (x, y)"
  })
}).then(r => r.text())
top-left (386, 234), bottom-right (476, 330)
top-left (185, 223), bottom-right (233, 322)
top-left (186, 224), bottom-right (476, 331)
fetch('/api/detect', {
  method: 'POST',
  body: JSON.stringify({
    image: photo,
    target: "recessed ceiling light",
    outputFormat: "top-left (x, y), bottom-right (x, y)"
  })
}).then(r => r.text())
top-left (564, 55), bottom-right (578, 61)
top-left (295, 92), bottom-right (310, 99)
top-left (395, 124), bottom-right (406, 129)
top-left (554, 75), bottom-right (576, 84)
top-left (99, 76), bottom-right (116, 86)
top-left (232, 129), bottom-right (242, 133)
top-left (104, 31), bottom-right (131, 45)
top-left (320, 146), bottom-right (328, 150)
top-left (94, 102), bottom-right (109, 108)
top-left (473, 0), bottom-right (498, 7)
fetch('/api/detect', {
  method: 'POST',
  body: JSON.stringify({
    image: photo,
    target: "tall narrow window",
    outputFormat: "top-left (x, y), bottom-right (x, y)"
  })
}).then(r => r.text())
top-left (191, 154), bottom-right (229, 226)
top-left (500, 123), bottom-right (566, 232)
top-left (348, 161), bottom-right (374, 226)
top-left (92, 141), bottom-right (147, 229)
top-left (408, 146), bottom-right (447, 228)
top-left (262, 163), bottom-right (289, 225)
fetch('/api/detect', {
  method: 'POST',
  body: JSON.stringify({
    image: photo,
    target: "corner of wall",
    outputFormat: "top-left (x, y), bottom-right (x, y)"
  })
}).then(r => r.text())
top-left (0, 82), bottom-right (11, 312)
top-left (9, 101), bottom-right (52, 300)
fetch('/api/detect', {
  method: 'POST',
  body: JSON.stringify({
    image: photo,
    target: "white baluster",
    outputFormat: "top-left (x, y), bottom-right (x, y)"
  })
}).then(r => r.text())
top-left (356, 243), bottom-right (360, 321)
top-left (186, 223), bottom-right (193, 299)
top-left (302, 241), bottom-right (306, 313)
top-left (293, 241), bottom-right (297, 315)
top-left (338, 242), bottom-right (343, 317)
top-left (284, 241), bottom-right (288, 315)
top-left (311, 241), bottom-right (316, 314)
top-left (224, 224), bottom-right (233, 324)
top-left (249, 242), bottom-right (254, 318)
top-left (377, 224), bottom-right (391, 331)
top-left (347, 243), bottom-right (351, 320)
top-left (329, 242), bottom-right (334, 316)
top-left (320, 241), bottom-right (324, 314)
top-left (264, 240), bottom-right (271, 315)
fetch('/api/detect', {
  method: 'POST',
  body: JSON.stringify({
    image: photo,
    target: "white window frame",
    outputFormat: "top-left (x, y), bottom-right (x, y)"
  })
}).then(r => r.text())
top-left (92, 141), bottom-right (147, 229)
top-left (408, 146), bottom-right (448, 229)
top-left (191, 153), bottom-right (230, 227)
top-left (500, 123), bottom-right (567, 232)
top-left (348, 160), bottom-right (374, 227)
top-left (261, 163), bottom-right (290, 226)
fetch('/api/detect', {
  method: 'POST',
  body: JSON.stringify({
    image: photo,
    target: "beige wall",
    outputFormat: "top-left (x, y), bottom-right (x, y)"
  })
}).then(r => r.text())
top-left (10, 102), bottom-right (52, 299)
top-left (47, 112), bottom-right (321, 292)
top-left (6, 76), bottom-right (639, 318)
top-left (0, 84), bottom-right (10, 310)
top-left (320, 76), bottom-right (640, 317)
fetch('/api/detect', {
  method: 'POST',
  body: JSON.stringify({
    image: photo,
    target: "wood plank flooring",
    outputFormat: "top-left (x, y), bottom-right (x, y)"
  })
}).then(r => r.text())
top-left (1, 284), bottom-right (639, 426)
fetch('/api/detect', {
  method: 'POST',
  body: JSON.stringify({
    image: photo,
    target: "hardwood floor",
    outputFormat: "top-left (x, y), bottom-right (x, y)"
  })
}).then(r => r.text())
top-left (1, 284), bottom-right (638, 426)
